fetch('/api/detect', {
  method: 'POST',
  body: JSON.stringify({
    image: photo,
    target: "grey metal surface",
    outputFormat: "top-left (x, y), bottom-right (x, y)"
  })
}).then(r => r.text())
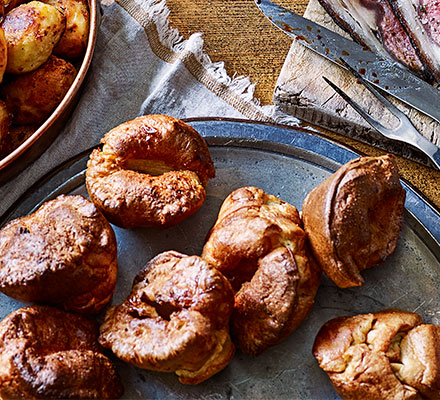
top-left (254, 0), bottom-right (440, 125)
top-left (0, 119), bottom-right (439, 399)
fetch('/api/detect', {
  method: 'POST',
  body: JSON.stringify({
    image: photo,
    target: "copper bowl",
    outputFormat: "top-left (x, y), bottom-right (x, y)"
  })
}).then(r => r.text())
top-left (0, 0), bottom-right (101, 186)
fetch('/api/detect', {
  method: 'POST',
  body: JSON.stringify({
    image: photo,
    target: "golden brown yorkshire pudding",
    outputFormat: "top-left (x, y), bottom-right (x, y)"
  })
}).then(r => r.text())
top-left (0, 194), bottom-right (118, 314)
top-left (302, 155), bottom-right (405, 288)
top-left (86, 115), bottom-right (215, 229)
top-left (202, 186), bottom-right (321, 355)
top-left (99, 250), bottom-right (235, 385)
top-left (0, 305), bottom-right (123, 399)
top-left (313, 309), bottom-right (440, 400)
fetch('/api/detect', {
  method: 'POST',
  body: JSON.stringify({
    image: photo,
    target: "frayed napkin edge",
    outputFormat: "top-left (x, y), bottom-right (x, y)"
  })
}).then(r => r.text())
top-left (117, 0), bottom-right (301, 126)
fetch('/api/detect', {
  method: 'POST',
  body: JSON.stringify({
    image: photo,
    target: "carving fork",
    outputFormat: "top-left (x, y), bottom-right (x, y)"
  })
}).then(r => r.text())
top-left (323, 59), bottom-right (440, 170)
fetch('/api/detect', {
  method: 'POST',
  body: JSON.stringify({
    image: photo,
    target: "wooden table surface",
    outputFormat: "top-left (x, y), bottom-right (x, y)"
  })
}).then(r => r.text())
top-left (164, 0), bottom-right (440, 208)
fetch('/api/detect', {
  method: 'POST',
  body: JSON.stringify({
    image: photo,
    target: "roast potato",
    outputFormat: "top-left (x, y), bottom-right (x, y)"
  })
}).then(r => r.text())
top-left (1, 54), bottom-right (76, 124)
top-left (43, 0), bottom-right (89, 59)
top-left (0, 124), bottom-right (35, 157)
top-left (0, 100), bottom-right (11, 155)
top-left (2, 0), bottom-right (66, 74)
top-left (3, 0), bottom-right (27, 14)
top-left (0, 27), bottom-right (6, 82)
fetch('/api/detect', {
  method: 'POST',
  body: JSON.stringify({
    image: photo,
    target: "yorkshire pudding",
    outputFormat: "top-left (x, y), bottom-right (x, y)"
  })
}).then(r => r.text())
top-left (0, 305), bottom-right (123, 399)
top-left (0, 194), bottom-right (118, 314)
top-left (99, 250), bottom-right (235, 385)
top-left (313, 309), bottom-right (440, 399)
top-left (202, 186), bottom-right (321, 355)
top-left (302, 155), bottom-right (405, 288)
top-left (86, 115), bottom-right (215, 229)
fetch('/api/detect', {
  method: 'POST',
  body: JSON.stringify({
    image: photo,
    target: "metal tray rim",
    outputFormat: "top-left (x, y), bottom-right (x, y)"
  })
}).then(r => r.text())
top-left (1, 118), bottom-right (439, 246)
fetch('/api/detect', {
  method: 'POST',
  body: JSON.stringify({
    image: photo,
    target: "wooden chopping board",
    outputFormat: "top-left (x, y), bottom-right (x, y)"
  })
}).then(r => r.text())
top-left (273, 0), bottom-right (440, 164)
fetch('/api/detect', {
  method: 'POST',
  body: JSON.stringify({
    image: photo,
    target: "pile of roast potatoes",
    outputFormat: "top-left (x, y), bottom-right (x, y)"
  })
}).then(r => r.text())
top-left (0, 0), bottom-right (89, 158)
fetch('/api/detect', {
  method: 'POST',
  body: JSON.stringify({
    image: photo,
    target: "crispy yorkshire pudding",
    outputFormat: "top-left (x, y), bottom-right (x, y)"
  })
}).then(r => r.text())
top-left (0, 305), bottom-right (123, 399)
top-left (0, 194), bottom-right (118, 314)
top-left (302, 155), bottom-right (406, 288)
top-left (313, 309), bottom-right (440, 400)
top-left (99, 250), bottom-right (235, 385)
top-left (202, 186), bottom-right (321, 355)
top-left (86, 115), bottom-right (216, 229)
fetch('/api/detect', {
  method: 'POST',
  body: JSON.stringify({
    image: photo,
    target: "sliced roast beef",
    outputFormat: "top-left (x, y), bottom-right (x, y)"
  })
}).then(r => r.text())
top-left (318, 0), bottom-right (427, 76)
top-left (390, 0), bottom-right (440, 82)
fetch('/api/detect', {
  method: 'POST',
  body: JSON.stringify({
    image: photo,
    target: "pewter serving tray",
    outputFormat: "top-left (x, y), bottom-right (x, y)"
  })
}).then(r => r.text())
top-left (1, 118), bottom-right (439, 399)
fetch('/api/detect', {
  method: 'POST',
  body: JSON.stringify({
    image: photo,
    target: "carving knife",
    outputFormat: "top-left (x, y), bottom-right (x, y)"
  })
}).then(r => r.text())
top-left (254, 0), bottom-right (440, 125)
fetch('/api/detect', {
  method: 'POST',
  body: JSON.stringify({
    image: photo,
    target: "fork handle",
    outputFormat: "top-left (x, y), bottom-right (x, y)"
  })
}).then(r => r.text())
top-left (410, 130), bottom-right (440, 170)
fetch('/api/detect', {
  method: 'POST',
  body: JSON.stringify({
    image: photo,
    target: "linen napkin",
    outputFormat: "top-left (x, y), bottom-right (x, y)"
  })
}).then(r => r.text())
top-left (0, 0), bottom-right (297, 216)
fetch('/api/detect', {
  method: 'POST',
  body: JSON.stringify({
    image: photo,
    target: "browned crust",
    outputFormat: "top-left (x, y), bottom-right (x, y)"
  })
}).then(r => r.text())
top-left (2, 1), bottom-right (66, 74)
top-left (3, 0), bottom-right (27, 13)
top-left (399, 324), bottom-right (440, 398)
top-left (302, 155), bottom-right (405, 288)
top-left (0, 305), bottom-right (123, 399)
top-left (99, 250), bottom-right (235, 385)
top-left (86, 115), bottom-right (215, 229)
top-left (44, 0), bottom-right (90, 59)
top-left (312, 309), bottom-right (440, 400)
top-left (0, 194), bottom-right (118, 314)
top-left (0, 123), bottom-right (35, 158)
top-left (0, 28), bottom-right (6, 83)
top-left (202, 186), bottom-right (321, 355)
top-left (231, 246), bottom-right (300, 353)
top-left (1, 55), bottom-right (77, 125)
top-left (0, 100), bottom-right (11, 155)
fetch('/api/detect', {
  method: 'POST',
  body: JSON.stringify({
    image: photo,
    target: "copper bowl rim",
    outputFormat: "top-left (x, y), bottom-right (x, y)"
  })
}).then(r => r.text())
top-left (0, 0), bottom-right (100, 171)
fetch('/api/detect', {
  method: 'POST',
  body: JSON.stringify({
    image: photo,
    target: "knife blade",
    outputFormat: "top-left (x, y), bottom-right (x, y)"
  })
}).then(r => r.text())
top-left (254, 0), bottom-right (440, 125)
